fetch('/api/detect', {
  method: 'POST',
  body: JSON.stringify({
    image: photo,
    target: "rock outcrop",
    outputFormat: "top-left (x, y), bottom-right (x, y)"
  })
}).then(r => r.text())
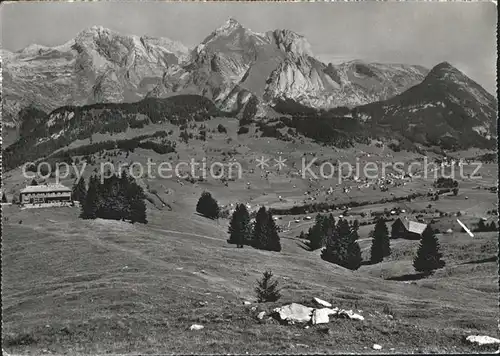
top-left (466, 335), bottom-right (500, 346)
top-left (272, 303), bottom-right (314, 324)
top-left (2, 26), bottom-right (189, 128)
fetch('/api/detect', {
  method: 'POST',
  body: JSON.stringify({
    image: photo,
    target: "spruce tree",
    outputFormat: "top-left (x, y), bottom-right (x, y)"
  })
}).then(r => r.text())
top-left (228, 204), bottom-right (251, 247)
top-left (125, 172), bottom-right (147, 224)
top-left (265, 211), bottom-right (281, 252)
top-left (81, 175), bottom-right (100, 219)
top-left (413, 226), bottom-right (445, 274)
top-left (252, 207), bottom-right (281, 251)
top-left (255, 270), bottom-right (281, 302)
top-left (321, 219), bottom-right (361, 270)
top-left (307, 214), bottom-right (325, 250)
top-left (370, 218), bottom-right (391, 263)
top-left (72, 177), bottom-right (87, 203)
top-left (252, 206), bottom-right (269, 248)
top-left (476, 219), bottom-right (487, 232)
top-left (196, 192), bottom-right (220, 219)
top-left (1, 192), bottom-right (8, 203)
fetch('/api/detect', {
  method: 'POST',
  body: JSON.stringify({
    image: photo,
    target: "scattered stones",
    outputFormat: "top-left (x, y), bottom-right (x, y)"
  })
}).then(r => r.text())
top-left (273, 303), bottom-right (313, 324)
top-left (337, 309), bottom-right (365, 321)
top-left (466, 335), bottom-right (500, 346)
top-left (372, 344), bottom-right (382, 350)
top-left (312, 297), bottom-right (332, 308)
top-left (257, 311), bottom-right (266, 320)
top-left (189, 324), bottom-right (204, 331)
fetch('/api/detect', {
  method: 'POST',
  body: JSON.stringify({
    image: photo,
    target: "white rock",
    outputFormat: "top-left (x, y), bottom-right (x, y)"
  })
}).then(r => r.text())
top-left (243, 301), bottom-right (251, 305)
top-left (466, 335), bottom-right (500, 346)
top-left (311, 308), bottom-right (331, 325)
top-left (312, 297), bottom-right (332, 308)
top-left (273, 303), bottom-right (313, 323)
top-left (372, 344), bottom-right (382, 350)
top-left (257, 311), bottom-right (266, 320)
top-left (189, 324), bottom-right (204, 331)
top-left (337, 309), bottom-right (365, 321)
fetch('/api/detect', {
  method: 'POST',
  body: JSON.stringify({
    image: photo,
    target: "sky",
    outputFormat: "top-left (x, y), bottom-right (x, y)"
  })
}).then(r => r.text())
top-left (1, 1), bottom-right (497, 94)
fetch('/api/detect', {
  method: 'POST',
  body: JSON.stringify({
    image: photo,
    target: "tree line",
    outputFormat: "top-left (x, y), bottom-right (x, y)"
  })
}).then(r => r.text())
top-left (195, 192), bottom-right (281, 252)
top-left (74, 172), bottom-right (148, 224)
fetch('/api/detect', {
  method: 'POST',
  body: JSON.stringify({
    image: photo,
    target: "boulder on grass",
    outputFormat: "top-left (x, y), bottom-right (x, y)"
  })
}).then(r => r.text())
top-left (311, 308), bottom-right (332, 325)
top-left (273, 303), bottom-right (313, 324)
top-left (466, 335), bottom-right (500, 346)
top-left (312, 297), bottom-right (332, 308)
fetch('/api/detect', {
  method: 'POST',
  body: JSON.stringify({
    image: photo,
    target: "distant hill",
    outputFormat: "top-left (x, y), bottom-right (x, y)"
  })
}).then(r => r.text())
top-left (2, 95), bottom-right (218, 171)
top-left (352, 62), bottom-right (498, 150)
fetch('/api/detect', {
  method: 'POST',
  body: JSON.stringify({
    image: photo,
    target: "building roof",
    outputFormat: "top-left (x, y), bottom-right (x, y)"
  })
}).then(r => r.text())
top-left (396, 217), bottom-right (428, 235)
top-left (20, 183), bottom-right (72, 194)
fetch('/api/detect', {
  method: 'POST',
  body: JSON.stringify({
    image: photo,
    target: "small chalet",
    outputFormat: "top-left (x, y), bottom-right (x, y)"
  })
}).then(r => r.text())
top-left (391, 217), bottom-right (428, 240)
top-left (20, 183), bottom-right (72, 207)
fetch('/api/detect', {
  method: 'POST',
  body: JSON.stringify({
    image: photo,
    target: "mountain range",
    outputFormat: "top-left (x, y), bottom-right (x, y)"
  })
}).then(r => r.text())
top-left (1, 18), bottom-right (497, 160)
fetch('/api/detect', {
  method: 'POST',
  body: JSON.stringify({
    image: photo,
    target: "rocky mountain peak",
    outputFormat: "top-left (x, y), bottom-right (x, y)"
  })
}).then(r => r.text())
top-left (427, 61), bottom-right (466, 81)
top-left (271, 29), bottom-right (313, 57)
top-left (202, 18), bottom-right (247, 44)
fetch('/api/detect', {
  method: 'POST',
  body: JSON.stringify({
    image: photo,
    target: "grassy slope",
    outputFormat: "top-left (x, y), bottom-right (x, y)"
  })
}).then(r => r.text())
top-left (2, 202), bottom-right (498, 354)
top-left (2, 118), bottom-right (498, 353)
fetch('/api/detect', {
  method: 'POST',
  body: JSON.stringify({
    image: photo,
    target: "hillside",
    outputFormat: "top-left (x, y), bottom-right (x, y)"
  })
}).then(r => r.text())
top-left (353, 62), bottom-right (498, 150)
top-left (1, 110), bottom-right (498, 353)
top-left (2, 95), bottom-right (218, 171)
top-left (2, 201), bottom-right (497, 354)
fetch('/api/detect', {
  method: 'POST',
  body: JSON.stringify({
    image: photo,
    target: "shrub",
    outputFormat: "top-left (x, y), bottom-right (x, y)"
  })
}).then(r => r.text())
top-left (237, 126), bottom-right (250, 135)
top-left (255, 270), bottom-right (281, 303)
top-left (217, 124), bottom-right (227, 133)
top-left (196, 192), bottom-right (220, 220)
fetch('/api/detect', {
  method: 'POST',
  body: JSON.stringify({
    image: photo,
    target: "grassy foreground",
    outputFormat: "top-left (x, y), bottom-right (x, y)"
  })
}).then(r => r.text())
top-left (1, 204), bottom-right (498, 354)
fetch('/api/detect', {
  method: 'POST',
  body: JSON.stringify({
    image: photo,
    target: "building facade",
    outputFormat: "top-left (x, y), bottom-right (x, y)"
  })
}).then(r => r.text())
top-left (391, 217), bottom-right (428, 240)
top-left (20, 184), bottom-right (72, 206)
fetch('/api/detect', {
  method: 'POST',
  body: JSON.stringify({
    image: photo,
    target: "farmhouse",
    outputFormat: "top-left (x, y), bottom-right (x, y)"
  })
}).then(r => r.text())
top-left (391, 217), bottom-right (428, 240)
top-left (20, 183), bottom-right (72, 207)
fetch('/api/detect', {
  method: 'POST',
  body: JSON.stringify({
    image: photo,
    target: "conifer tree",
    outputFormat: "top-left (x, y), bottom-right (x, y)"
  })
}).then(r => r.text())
top-left (255, 270), bottom-right (281, 302)
top-left (72, 177), bottom-right (87, 203)
top-left (307, 214), bottom-right (326, 250)
top-left (1, 192), bottom-right (8, 203)
top-left (252, 206), bottom-right (269, 248)
top-left (321, 219), bottom-right (362, 270)
top-left (124, 172), bottom-right (147, 224)
top-left (228, 204), bottom-right (252, 247)
top-left (81, 175), bottom-right (100, 219)
top-left (413, 226), bottom-right (445, 274)
top-left (476, 219), bottom-right (487, 232)
top-left (196, 191), bottom-right (220, 219)
top-left (252, 207), bottom-right (281, 251)
top-left (370, 218), bottom-right (391, 263)
top-left (265, 211), bottom-right (282, 252)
